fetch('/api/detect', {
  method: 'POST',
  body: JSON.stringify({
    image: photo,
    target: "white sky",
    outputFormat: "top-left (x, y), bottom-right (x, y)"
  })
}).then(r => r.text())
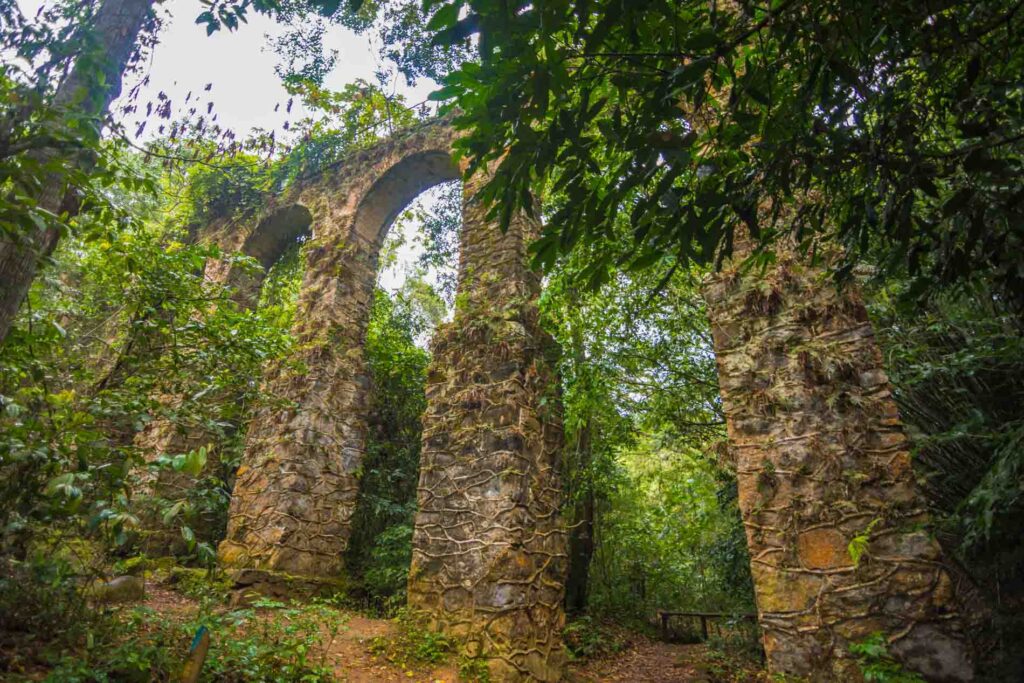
top-left (120, 0), bottom-right (439, 137)
top-left (123, 1), bottom-right (443, 296)
top-left (19, 0), bottom-right (445, 295)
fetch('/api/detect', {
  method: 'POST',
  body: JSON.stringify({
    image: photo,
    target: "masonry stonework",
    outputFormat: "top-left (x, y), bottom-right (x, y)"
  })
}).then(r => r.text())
top-left (130, 112), bottom-right (974, 681)
top-left (217, 122), bottom-right (467, 597)
top-left (703, 240), bottom-right (974, 681)
top-left (407, 171), bottom-right (568, 681)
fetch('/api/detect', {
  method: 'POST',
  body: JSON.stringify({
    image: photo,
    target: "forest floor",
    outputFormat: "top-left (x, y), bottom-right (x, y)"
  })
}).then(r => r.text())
top-left (140, 581), bottom-right (765, 683)
top-left (2, 567), bottom-right (764, 682)
top-left (568, 640), bottom-right (751, 683)
top-left (140, 582), bottom-right (765, 682)
top-left (143, 584), bottom-right (463, 683)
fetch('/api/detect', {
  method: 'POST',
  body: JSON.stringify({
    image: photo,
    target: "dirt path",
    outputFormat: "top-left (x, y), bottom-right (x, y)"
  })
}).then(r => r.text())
top-left (140, 587), bottom-right (457, 683)
top-left (320, 614), bottom-right (458, 683)
top-left (568, 641), bottom-right (716, 682)
top-left (139, 586), bottom-right (756, 682)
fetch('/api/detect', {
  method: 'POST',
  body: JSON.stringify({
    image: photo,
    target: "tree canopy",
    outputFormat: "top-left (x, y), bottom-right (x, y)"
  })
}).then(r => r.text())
top-left (421, 0), bottom-right (1024, 308)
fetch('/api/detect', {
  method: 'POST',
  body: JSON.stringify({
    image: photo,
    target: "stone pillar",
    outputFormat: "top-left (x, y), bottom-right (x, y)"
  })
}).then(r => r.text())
top-left (131, 220), bottom-right (265, 555)
top-left (217, 206), bottom-right (376, 597)
top-left (703, 240), bottom-right (973, 681)
top-left (408, 175), bottom-right (568, 682)
top-left (132, 396), bottom-right (223, 554)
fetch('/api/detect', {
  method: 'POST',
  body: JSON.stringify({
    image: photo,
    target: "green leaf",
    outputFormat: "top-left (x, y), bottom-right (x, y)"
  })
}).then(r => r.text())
top-left (45, 473), bottom-right (76, 496)
top-left (178, 446), bottom-right (208, 477)
top-left (432, 13), bottom-right (480, 46)
top-left (427, 2), bottom-right (461, 32)
top-left (162, 500), bottom-right (186, 526)
top-left (628, 250), bottom-right (664, 271)
top-left (428, 84), bottom-right (460, 102)
top-left (847, 518), bottom-right (881, 567)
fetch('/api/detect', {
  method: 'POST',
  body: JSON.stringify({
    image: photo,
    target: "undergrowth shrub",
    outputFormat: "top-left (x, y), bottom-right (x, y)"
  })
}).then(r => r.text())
top-left (458, 654), bottom-right (491, 682)
top-left (561, 616), bottom-right (625, 660)
top-left (360, 522), bottom-right (413, 613)
top-left (704, 617), bottom-right (765, 675)
top-left (850, 633), bottom-right (926, 683)
top-left (37, 595), bottom-right (348, 682)
top-left (346, 290), bottom-right (432, 615)
top-left (164, 565), bottom-right (232, 603)
top-left (368, 608), bottom-right (452, 667)
top-left (0, 557), bottom-right (105, 676)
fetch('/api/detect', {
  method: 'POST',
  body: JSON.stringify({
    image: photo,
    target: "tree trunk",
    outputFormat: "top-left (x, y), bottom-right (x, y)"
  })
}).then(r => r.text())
top-left (565, 419), bottom-right (596, 615)
top-left (0, 0), bottom-right (154, 344)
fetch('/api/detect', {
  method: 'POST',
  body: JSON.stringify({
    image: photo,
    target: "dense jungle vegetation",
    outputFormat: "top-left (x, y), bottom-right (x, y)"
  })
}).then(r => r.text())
top-left (0, 0), bottom-right (1022, 681)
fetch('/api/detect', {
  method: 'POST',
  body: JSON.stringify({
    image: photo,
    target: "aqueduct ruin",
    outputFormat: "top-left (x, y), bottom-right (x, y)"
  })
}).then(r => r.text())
top-left (138, 118), bottom-right (974, 681)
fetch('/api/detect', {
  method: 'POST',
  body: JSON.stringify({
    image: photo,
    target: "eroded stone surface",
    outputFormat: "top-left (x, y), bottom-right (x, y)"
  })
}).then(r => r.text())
top-left (218, 121), bottom-right (462, 583)
top-left (134, 118), bottom-right (569, 678)
top-left (408, 170), bottom-right (568, 682)
top-left (703, 242), bottom-right (974, 681)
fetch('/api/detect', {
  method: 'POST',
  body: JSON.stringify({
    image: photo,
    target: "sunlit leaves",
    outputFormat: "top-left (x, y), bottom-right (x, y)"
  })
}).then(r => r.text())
top-left (174, 446), bottom-right (210, 478)
top-left (0, 187), bottom-right (295, 555)
top-left (421, 0), bottom-right (1024, 310)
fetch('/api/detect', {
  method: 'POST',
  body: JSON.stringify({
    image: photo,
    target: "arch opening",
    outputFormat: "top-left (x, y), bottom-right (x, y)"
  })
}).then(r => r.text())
top-left (218, 125), bottom-right (567, 681)
top-left (219, 138), bottom-right (466, 586)
top-left (350, 150), bottom-right (460, 251)
top-left (243, 204), bottom-right (314, 271)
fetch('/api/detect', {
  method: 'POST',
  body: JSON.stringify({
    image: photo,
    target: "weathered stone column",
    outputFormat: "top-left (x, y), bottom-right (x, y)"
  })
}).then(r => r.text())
top-left (408, 174), bottom-right (568, 682)
top-left (703, 240), bottom-right (973, 680)
top-left (216, 207), bottom-right (375, 596)
top-left (132, 209), bottom-right (311, 555)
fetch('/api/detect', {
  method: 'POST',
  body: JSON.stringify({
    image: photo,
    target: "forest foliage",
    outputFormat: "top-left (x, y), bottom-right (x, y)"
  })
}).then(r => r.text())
top-left (0, 0), bottom-right (1023, 680)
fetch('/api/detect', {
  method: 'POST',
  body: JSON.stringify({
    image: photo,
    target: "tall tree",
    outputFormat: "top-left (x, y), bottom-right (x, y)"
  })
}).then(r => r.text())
top-left (0, 0), bottom-right (156, 343)
top-left (0, 0), bottom-right (346, 345)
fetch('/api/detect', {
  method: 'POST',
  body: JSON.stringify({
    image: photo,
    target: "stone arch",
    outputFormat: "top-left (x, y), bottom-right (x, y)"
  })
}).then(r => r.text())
top-left (199, 202), bottom-right (314, 308)
top-left (143, 116), bottom-right (973, 682)
top-left (349, 149), bottom-right (459, 249)
top-left (216, 121), bottom-right (567, 679)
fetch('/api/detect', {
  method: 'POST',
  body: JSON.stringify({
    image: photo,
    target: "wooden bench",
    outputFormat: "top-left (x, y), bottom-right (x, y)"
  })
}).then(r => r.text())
top-left (657, 610), bottom-right (758, 642)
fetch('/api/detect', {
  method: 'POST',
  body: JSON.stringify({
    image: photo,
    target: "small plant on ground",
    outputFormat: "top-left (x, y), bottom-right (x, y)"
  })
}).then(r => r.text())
top-left (562, 616), bottom-right (626, 661)
top-left (850, 633), bottom-right (926, 683)
top-left (459, 654), bottom-right (491, 682)
top-left (164, 565), bottom-right (232, 603)
top-left (368, 608), bottom-right (452, 668)
top-left (14, 570), bottom-right (350, 682)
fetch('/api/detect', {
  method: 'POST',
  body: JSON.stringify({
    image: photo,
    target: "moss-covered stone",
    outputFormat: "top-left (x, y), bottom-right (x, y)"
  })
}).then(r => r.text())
top-left (408, 169), bottom-right (567, 682)
top-left (216, 120), bottom-right (463, 588)
top-left (87, 575), bottom-right (146, 604)
top-left (133, 118), bottom-right (568, 677)
top-left (703, 235), bottom-right (973, 681)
